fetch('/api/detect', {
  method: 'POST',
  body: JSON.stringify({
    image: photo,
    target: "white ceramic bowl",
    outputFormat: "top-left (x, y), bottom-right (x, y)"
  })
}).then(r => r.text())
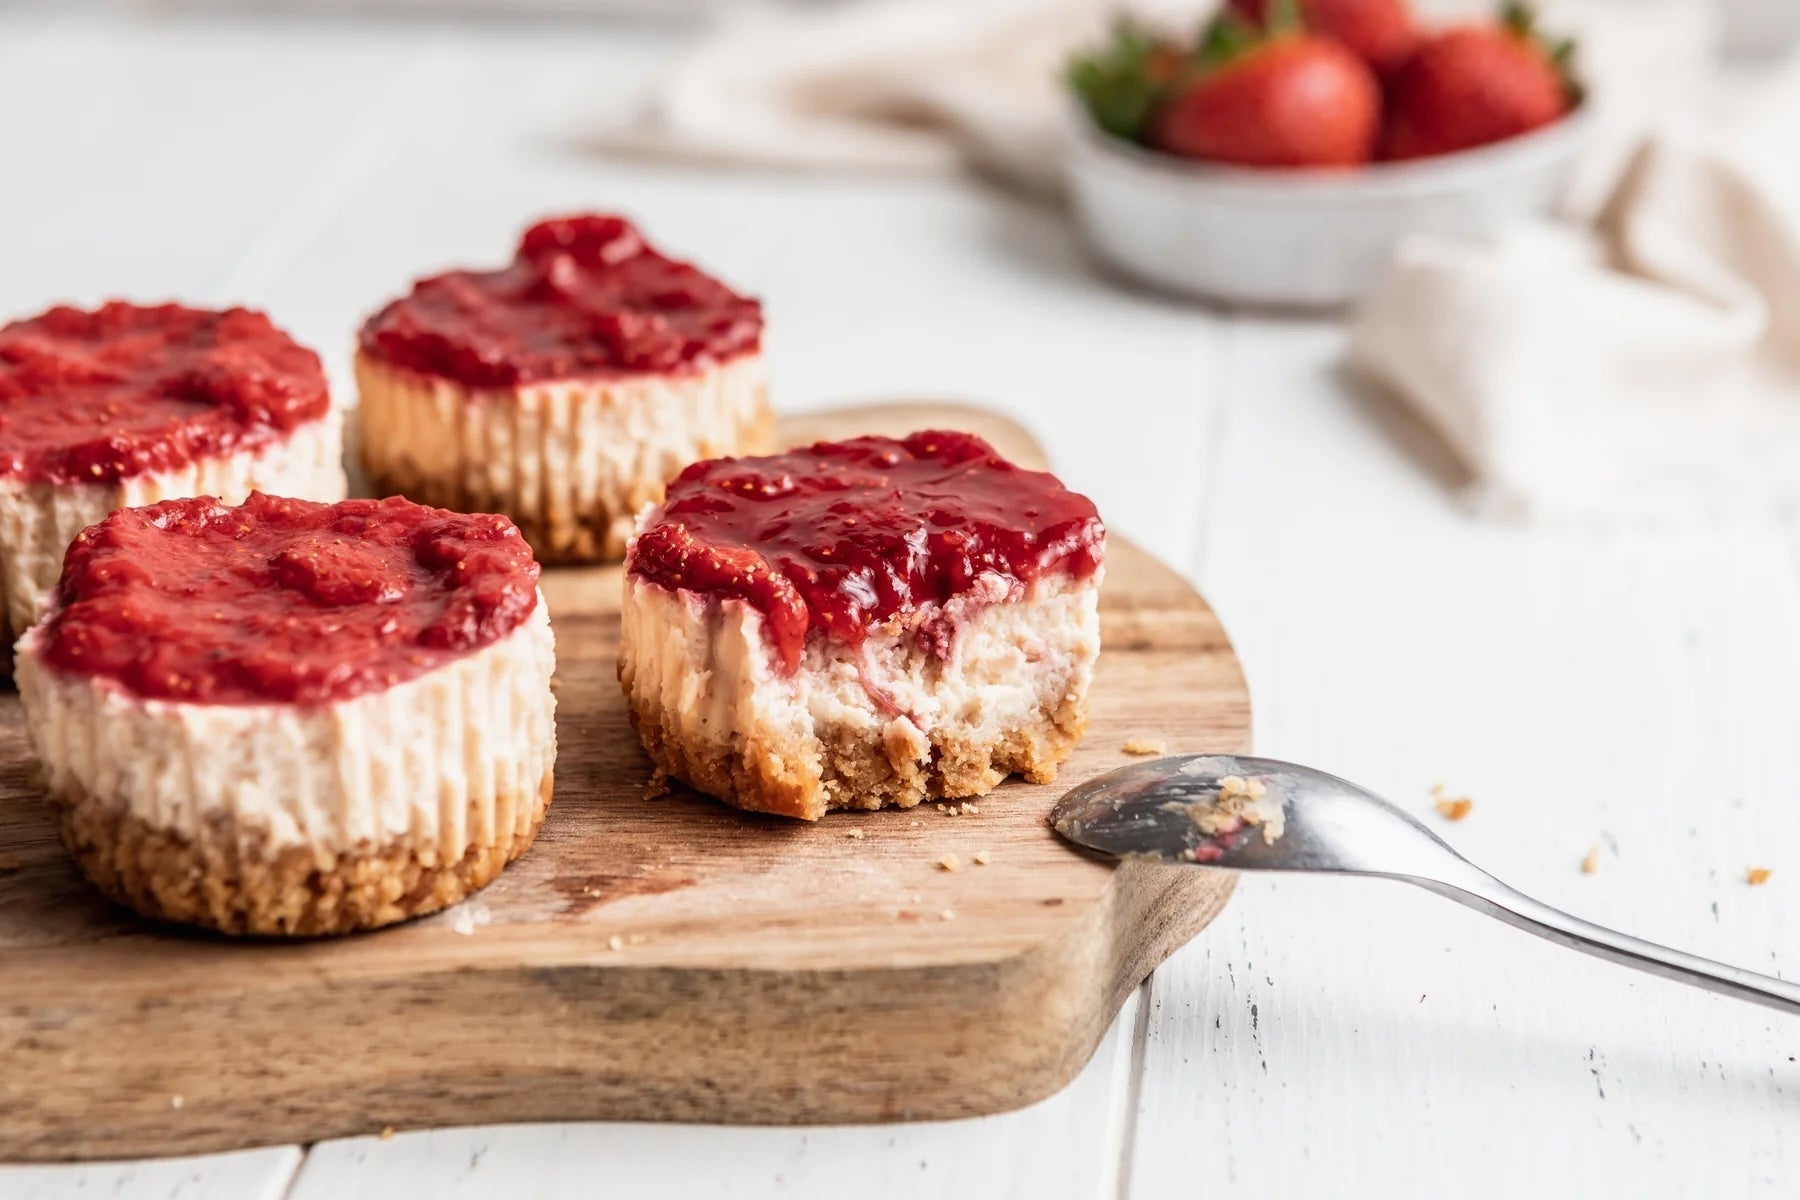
top-left (1063, 100), bottom-right (1591, 309)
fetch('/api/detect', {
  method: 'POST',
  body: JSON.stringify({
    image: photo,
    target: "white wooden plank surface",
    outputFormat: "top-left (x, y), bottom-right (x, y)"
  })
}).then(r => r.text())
top-left (3, 8), bottom-right (1795, 1199)
top-left (1129, 319), bottom-right (1800, 1197)
top-left (0, 1148), bottom-right (302, 1200)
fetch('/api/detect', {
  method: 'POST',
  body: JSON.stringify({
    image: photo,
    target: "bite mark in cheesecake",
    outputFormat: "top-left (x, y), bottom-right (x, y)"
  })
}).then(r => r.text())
top-left (620, 431), bottom-right (1106, 820)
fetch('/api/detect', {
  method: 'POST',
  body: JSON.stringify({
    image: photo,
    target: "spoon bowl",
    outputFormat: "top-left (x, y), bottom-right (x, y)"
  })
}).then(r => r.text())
top-left (1053, 754), bottom-right (1464, 878)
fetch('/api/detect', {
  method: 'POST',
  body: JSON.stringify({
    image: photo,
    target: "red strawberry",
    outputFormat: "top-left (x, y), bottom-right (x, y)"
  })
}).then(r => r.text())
top-left (1228, 0), bottom-right (1417, 76)
top-left (1383, 2), bottom-right (1577, 161)
top-left (1151, 22), bottom-right (1381, 168)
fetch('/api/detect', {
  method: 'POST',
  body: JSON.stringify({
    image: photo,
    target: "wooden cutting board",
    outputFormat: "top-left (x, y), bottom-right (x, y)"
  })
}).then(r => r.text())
top-left (0, 403), bottom-right (1249, 1163)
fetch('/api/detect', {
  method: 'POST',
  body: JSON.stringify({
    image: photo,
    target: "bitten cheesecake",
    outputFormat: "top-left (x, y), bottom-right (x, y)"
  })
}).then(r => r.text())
top-left (620, 431), bottom-right (1106, 821)
top-left (17, 492), bottom-right (556, 936)
top-left (355, 213), bottom-right (771, 564)
top-left (0, 302), bottom-right (346, 644)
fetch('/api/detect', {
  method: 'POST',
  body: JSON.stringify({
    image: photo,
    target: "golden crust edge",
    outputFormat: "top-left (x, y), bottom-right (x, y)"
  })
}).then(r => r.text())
top-left (47, 773), bottom-right (555, 937)
top-left (622, 684), bottom-right (1087, 822)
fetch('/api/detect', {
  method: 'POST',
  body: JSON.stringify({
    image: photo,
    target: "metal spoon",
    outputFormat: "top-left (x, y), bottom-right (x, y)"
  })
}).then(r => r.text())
top-left (1052, 754), bottom-right (1800, 1015)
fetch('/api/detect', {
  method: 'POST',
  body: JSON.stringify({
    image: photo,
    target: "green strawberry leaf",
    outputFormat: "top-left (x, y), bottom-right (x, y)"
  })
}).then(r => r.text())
top-left (1067, 18), bottom-right (1186, 142)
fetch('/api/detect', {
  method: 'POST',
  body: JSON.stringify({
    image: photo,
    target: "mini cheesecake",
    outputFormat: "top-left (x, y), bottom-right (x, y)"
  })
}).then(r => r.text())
top-left (17, 492), bottom-right (556, 936)
top-left (355, 213), bottom-right (770, 564)
top-left (0, 302), bottom-right (346, 645)
top-left (620, 431), bottom-right (1106, 820)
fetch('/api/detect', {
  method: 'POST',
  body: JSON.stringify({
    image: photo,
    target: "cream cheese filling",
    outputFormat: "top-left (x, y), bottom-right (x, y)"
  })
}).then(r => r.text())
top-left (619, 568), bottom-right (1101, 787)
top-left (17, 596), bottom-right (556, 862)
top-left (354, 351), bottom-right (769, 556)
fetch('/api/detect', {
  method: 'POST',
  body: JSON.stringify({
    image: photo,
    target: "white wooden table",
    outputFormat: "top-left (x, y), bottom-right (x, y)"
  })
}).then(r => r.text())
top-left (2, 8), bottom-right (1794, 1198)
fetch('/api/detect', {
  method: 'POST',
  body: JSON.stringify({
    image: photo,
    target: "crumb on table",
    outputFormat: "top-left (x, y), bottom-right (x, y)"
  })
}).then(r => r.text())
top-left (1122, 737), bottom-right (1166, 756)
top-left (1581, 845), bottom-right (1601, 875)
top-left (1748, 866), bottom-right (1773, 886)
top-left (1434, 796), bottom-right (1473, 822)
top-left (846, 828), bottom-right (865, 840)
top-left (644, 770), bottom-right (672, 801)
top-left (379, 1126), bottom-right (395, 1141)
top-left (973, 850), bottom-right (991, 866)
top-left (936, 854), bottom-right (961, 872)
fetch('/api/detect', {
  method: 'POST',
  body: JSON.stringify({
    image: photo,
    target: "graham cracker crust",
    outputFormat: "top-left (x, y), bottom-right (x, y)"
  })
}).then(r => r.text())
top-left (360, 468), bottom-right (635, 564)
top-left (48, 774), bottom-right (554, 937)
top-left (624, 689), bottom-right (1087, 822)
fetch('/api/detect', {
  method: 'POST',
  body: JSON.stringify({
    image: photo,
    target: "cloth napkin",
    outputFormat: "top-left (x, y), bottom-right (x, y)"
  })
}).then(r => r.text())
top-left (1346, 56), bottom-right (1800, 518)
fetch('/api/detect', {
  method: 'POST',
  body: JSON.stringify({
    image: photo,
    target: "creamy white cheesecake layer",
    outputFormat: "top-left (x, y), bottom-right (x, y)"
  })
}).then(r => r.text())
top-left (0, 408), bottom-right (348, 639)
top-left (619, 569), bottom-right (1102, 804)
top-left (354, 351), bottom-right (769, 558)
top-left (16, 597), bottom-right (556, 861)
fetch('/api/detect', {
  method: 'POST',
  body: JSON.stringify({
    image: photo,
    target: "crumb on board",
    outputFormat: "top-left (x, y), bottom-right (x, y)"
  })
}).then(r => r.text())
top-left (607, 934), bottom-right (625, 951)
top-left (644, 770), bottom-right (672, 801)
top-left (847, 828), bottom-right (866, 840)
top-left (973, 851), bottom-right (991, 866)
top-left (0, 852), bottom-right (21, 873)
top-left (1434, 796), bottom-right (1474, 822)
top-left (936, 854), bottom-right (961, 872)
top-left (1122, 737), bottom-right (1166, 756)
top-left (1748, 867), bottom-right (1773, 886)
top-left (170, 1095), bottom-right (183, 1110)
top-left (1581, 845), bottom-right (1601, 875)
top-left (379, 1126), bottom-right (395, 1141)
top-left (940, 802), bottom-right (980, 817)
top-left (940, 909), bottom-right (956, 921)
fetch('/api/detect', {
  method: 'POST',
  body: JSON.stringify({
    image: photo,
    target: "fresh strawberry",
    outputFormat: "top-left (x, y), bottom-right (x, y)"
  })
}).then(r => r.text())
top-left (1228, 0), bottom-right (1417, 76)
top-left (1382, 2), bottom-right (1578, 161)
top-left (1150, 17), bottom-right (1381, 168)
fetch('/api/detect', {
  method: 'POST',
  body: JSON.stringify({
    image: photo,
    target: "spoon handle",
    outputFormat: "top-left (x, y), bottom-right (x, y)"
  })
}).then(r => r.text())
top-left (1413, 872), bottom-right (1800, 1015)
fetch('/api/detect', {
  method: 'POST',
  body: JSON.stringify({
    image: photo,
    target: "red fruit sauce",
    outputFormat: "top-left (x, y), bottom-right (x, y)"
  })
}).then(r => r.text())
top-left (38, 492), bottom-right (541, 706)
top-left (628, 431), bottom-right (1106, 671)
top-left (0, 303), bottom-right (330, 486)
top-left (358, 214), bottom-right (763, 388)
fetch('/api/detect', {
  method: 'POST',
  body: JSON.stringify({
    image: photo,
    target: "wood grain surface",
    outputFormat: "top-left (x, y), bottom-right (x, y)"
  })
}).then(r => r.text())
top-left (0, 403), bottom-right (1249, 1163)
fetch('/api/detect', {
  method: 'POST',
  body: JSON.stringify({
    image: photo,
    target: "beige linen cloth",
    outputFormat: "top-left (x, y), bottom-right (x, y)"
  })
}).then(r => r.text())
top-left (600, 0), bottom-right (1800, 516)
top-left (1348, 55), bottom-right (1800, 517)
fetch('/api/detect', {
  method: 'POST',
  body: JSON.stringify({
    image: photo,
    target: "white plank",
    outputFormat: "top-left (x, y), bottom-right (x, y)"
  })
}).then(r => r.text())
top-left (0, 11), bottom-right (443, 310)
top-left (0, 1147), bottom-right (301, 1200)
top-left (287, 990), bottom-right (1144, 1200)
top-left (1126, 318), bottom-right (1800, 1197)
